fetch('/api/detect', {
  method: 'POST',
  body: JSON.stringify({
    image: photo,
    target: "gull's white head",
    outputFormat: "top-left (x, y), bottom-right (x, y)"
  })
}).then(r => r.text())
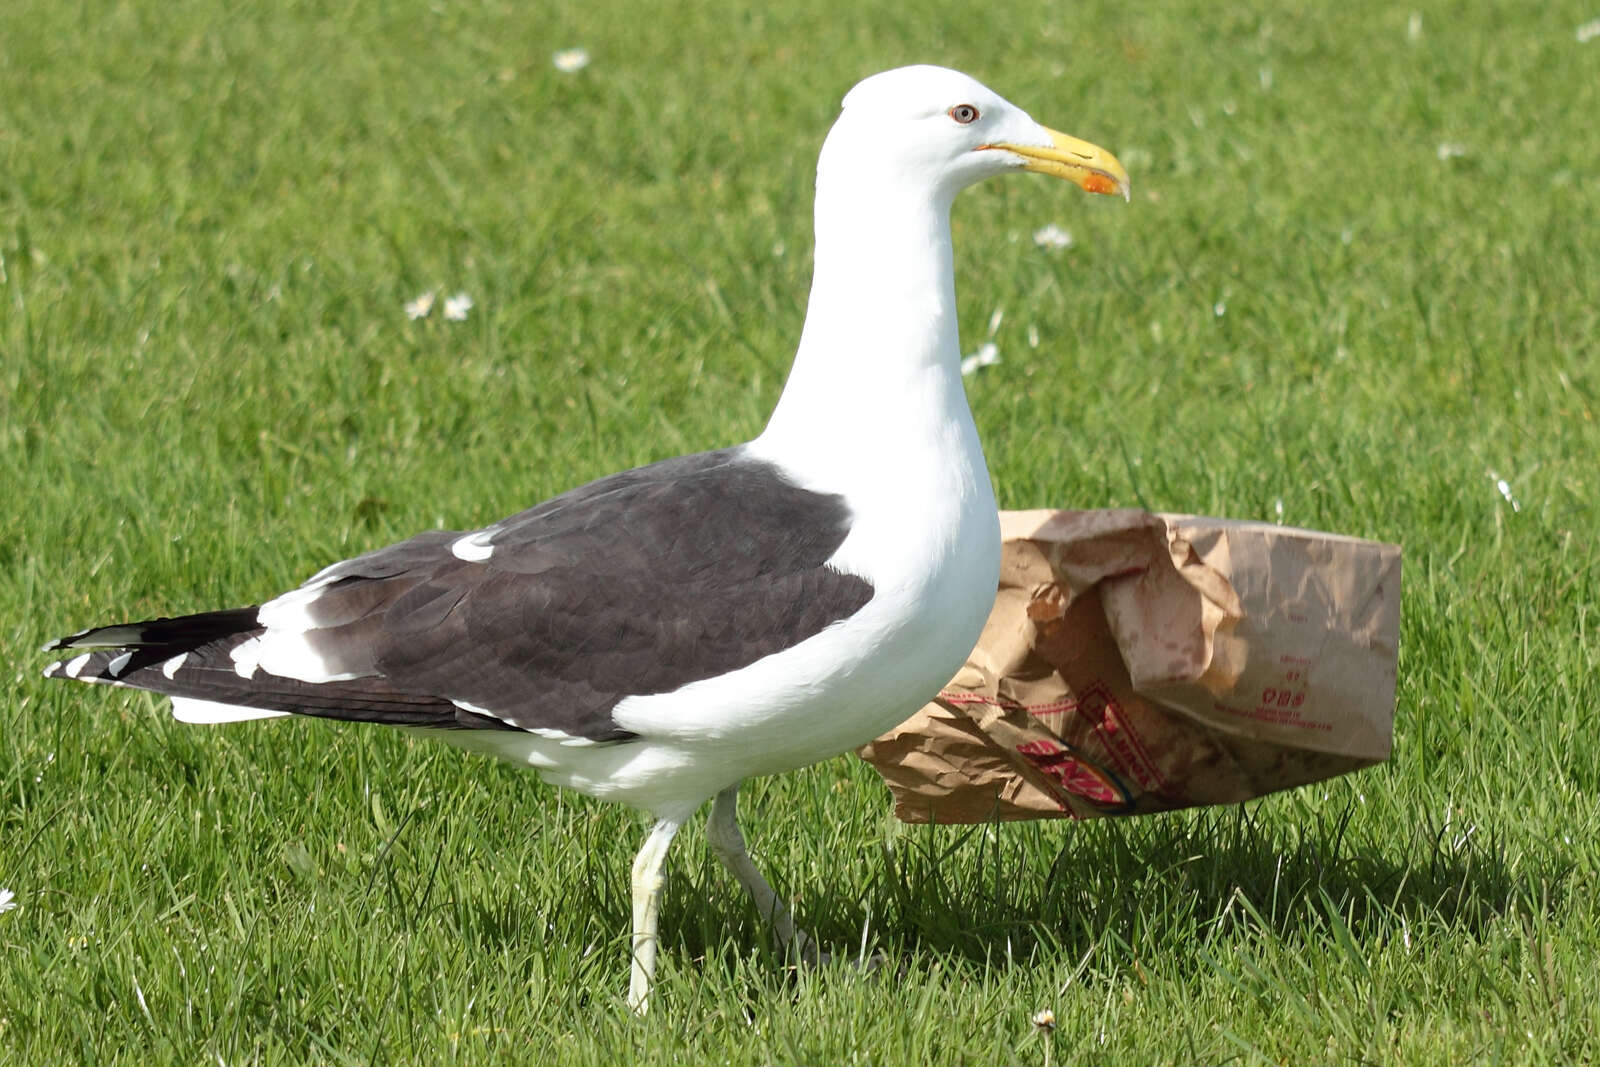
top-left (820, 65), bottom-right (1129, 206)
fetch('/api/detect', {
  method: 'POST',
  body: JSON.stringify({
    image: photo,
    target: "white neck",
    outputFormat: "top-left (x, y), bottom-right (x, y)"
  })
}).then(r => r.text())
top-left (743, 123), bottom-right (1003, 669)
top-left (754, 170), bottom-right (971, 473)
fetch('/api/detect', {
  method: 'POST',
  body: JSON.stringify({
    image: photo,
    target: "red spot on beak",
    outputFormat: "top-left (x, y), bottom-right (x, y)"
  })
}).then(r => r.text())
top-left (1081, 173), bottom-right (1121, 196)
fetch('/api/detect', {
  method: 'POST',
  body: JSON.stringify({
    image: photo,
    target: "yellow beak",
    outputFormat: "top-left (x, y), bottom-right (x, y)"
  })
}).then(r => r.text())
top-left (983, 128), bottom-right (1131, 201)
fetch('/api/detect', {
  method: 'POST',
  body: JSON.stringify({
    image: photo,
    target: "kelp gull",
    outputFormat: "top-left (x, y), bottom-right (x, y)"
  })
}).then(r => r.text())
top-left (42, 65), bottom-right (1129, 1013)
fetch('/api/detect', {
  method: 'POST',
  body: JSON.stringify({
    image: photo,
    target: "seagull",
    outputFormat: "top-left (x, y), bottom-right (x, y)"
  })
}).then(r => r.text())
top-left (41, 65), bottom-right (1128, 1013)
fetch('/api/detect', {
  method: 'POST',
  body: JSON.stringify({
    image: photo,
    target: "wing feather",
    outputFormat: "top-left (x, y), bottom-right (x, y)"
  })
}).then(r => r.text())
top-left (45, 447), bottom-right (874, 743)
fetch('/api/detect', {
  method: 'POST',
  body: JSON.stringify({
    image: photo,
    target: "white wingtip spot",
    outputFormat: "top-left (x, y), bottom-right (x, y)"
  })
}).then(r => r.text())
top-left (230, 638), bottom-right (262, 680)
top-left (43, 661), bottom-right (62, 678)
top-left (64, 653), bottom-right (93, 679)
top-left (106, 652), bottom-right (133, 678)
top-left (161, 652), bottom-right (189, 680)
top-left (450, 532), bottom-right (494, 562)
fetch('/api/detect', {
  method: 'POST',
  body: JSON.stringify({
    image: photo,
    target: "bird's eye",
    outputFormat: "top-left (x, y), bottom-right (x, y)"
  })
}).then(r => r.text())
top-left (948, 104), bottom-right (980, 125)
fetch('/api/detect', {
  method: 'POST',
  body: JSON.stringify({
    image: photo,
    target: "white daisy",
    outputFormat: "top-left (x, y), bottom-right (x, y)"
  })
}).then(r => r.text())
top-left (1437, 142), bottom-right (1467, 161)
top-left (0, 888), bottom-right (16, 914)
top-left (960, 341), bottom-right (1000, 376)
top-left (443, 292), bottom-right (474, 321)
top-left (1492, 474), bottom-right (1521, 512)
top-left (1578, 18), bottom-right (1600, 43)
top-left (553, 48), bottom-right (591, 74)
top-left (404, 290), bottom-right (436, 320)
top-left (1487, 469), bottom-right (1521, 511)
top-left (1032, 224), bottom-right (1074, 250)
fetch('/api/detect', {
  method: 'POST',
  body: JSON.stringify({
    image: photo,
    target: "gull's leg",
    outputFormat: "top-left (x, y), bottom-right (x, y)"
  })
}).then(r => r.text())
top-left (706, 784), bottom-right (822, 965)
top-left (628, 815), bottom-right (685, 1015)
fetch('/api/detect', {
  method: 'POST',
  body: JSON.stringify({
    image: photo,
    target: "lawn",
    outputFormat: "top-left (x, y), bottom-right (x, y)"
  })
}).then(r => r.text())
top-left (3, 0), bottom-right (1598, 1062)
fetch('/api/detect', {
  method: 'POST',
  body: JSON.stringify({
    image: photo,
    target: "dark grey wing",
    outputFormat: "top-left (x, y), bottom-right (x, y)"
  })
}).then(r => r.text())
top-left (45, 447), bottom-right (875, 743)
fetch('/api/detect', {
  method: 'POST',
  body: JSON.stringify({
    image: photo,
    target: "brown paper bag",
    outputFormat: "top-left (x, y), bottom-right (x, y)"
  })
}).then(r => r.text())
top-left (858, 510), bottom-right (1401, 823)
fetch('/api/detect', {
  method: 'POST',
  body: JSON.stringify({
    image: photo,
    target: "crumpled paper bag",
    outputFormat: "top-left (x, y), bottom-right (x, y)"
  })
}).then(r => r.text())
top-left (858, 510), bottom-right (1401, 823)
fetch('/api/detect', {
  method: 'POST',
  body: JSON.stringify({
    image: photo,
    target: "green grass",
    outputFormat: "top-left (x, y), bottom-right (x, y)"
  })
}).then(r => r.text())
top-left (3, 0), bottom-right (1599, 1061)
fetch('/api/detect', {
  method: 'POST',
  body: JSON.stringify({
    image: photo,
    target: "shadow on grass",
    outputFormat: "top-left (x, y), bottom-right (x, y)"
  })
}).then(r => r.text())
top-left (355, 788), bottom-right (1572, 1002)
top-left (663, 800), bottom-right (1573, 982)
